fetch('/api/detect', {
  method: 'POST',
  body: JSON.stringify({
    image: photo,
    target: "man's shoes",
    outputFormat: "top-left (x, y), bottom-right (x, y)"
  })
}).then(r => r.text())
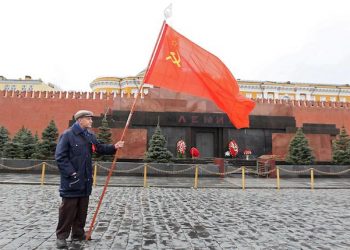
top-left (56, 238), bottom-right (67, 248)
top-left (71, 234), bottom-right (91, 241)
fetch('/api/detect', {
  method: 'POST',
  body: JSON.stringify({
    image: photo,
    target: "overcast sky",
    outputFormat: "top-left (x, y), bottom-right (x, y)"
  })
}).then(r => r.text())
top-left (1, 0), bottom-right (350, 91)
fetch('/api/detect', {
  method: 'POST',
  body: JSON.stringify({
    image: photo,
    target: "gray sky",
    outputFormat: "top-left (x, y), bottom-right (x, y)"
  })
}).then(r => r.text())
top-left (1, 0), bottom-right (350, 91)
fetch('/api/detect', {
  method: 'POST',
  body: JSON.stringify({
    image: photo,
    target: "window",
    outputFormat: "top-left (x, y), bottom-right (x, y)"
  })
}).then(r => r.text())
top-left (267, 92), bottom-right (274, 99)
top-left (330, 96), bottom-right (336, 102)
top-left (320, 96), bottom-right (326, 101)
top-left (299, 94), bottom-right (306, 100)
top-left (257, 93), bottom-right (263, 99)
top-left (245, 93), bottom-right (252, 98)
top-left (340, 97), bottom-right (346, 102)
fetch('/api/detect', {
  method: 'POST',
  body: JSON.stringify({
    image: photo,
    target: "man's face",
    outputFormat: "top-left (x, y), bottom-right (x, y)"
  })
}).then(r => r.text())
top-left (78, 116), bottom-right (93, 129)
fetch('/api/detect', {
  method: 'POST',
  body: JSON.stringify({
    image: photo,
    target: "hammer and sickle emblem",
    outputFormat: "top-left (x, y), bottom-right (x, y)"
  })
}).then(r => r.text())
top-left (166, 51), bottom-right (181, 67)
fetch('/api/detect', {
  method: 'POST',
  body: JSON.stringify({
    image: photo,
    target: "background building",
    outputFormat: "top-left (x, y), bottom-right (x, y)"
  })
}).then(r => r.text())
top-left (90, 71), bottom-right (350, 103)
top-left (239, 80), bottom-right (350, 102)
top-left (90, 71), bottom-right (153, 98)
top-left (0, 75), bottom-right (60, 92)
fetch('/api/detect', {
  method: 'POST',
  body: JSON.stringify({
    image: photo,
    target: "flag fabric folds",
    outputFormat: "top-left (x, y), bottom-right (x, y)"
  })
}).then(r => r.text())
top-left (144, 23), bottom-right (255, 129)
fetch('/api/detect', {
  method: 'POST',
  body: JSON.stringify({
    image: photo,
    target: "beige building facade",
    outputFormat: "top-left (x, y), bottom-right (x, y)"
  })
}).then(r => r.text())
top-left (90, 71), bottom-right (153, 98)
top-left (90, 71), bottom-right (350, 102)
top-left (239, 80), bottom-right (350, 102)
top-left (0, 75), bottom-right (60, 92)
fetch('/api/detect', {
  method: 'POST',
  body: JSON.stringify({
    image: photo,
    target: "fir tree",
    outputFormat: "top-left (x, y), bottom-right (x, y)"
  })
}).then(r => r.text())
top-left (3, 141), bottom-right (20, 158)
top-left (33, 132), bottom-right (39, 145)
top-left (0, 126), bottom-right (10, 157)
top-left (31, 132), bottom-right (42, 159)
top-left (332, 126), bottom-right (350, 164)
top-left (11, 127), bottom-right (36, 159)
top-left (37, 120), bottom-right (59, 159)
top-left (286, 128), bottom-right (315, 164)
top-left (96, 116), bottom-right (113, 161)
top-left (145, 124), bottom-right (173, 163)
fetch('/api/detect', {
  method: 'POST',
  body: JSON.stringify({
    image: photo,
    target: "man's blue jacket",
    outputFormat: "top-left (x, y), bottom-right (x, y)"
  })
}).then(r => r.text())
top-left (55, 123), bottom-right (116, 197)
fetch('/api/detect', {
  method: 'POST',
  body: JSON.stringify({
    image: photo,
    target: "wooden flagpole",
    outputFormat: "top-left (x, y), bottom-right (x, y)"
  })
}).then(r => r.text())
top-left (86, 21), bottom-right (167, 241)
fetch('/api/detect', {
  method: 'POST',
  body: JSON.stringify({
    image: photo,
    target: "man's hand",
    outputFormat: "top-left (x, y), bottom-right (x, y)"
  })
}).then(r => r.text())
top-left (114, 141), bottom-right (125, 149)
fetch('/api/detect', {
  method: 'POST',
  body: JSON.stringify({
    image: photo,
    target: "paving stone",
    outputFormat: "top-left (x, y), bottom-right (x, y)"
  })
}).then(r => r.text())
top-left (0, 239), bottom-right (12, 249)
top-left (1, 179), bottom-right (350, 249)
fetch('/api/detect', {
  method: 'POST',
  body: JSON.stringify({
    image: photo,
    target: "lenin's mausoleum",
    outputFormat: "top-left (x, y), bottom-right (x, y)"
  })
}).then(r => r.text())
top-left (1, 73), bottom-right (350, 162)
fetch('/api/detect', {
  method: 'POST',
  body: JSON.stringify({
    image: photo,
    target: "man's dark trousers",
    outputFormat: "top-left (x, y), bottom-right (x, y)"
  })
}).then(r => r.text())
top-left (56, 197), bottom-right (89, 239)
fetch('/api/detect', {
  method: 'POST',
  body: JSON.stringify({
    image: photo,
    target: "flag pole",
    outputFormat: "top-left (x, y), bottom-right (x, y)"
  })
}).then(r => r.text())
top-left (86, 20), bottom-right (167, 241)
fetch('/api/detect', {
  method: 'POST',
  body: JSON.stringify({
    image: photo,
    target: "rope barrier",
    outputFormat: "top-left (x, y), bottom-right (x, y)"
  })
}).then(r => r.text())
top-left (277, 168), bottom-right (280, 190)
top-left (44, 162), bottom-right (58, 169)
top-left (198, 166), bottom-right (242, 175)
top-left (247, 168), bottom-right (277, 176)
top-left (93, 164), bottom-right (97, 188)
top-left (96, 163), bottom-right (144, 173)
top-left (40, 162), bottom-right (46, 185)
top-left (194, 165), bottom-right (199, 189)
top-left (147, 165), bottom-right (195, 174)
top-left (1, 161), bottom-right (349, 176)
top-left (278, 167), bottom-right (312, 174)
top-left (313, 168), bottom-right (350, 175)
top-left (242, 167), bottom-right (245, 191)
top-left (0, 162), bottom-right (43, 171)
top-left (1, 161), bottom-right (350, 191)
top-left (143, 164), bottom-right (148, 188)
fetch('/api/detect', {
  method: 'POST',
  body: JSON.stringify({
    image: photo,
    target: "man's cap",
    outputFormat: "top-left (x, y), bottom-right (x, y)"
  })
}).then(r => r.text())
top-left (74, 110), bottom-right (94, 120)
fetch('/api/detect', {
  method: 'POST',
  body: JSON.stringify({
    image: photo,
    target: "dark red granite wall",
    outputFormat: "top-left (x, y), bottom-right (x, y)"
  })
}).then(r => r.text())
top-left (1, 89), bottom-right (349, 160)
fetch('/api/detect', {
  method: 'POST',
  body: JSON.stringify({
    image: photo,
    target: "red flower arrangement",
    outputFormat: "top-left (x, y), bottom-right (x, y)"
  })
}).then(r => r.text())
top-left (244, 149), bottom-right (252, 160)
top-left (190, 147), bottom-right (200, 158)
top-left (228, 140), bottom-right (239, 158)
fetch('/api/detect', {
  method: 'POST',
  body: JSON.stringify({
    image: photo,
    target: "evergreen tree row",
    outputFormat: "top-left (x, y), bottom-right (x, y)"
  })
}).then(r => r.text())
top-left (0, 117), bottom-right (116, 161)
top-left (0, 120), bottom-right (59, 159)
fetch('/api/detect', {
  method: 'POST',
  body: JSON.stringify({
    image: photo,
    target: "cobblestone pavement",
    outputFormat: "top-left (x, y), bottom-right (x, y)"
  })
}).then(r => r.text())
top-left (0, 183), bottom-right (350, 249)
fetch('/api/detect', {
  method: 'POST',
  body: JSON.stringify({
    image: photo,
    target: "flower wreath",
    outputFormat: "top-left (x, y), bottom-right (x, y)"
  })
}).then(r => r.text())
top-left (228, 140), bottom-right (239, 157)
top-left (176, 139), bottom-right (186, 157)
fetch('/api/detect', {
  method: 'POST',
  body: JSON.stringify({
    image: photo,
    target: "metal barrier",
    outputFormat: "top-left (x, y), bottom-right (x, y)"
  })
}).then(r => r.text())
top-left (1, 161), bottom-right (350, 190)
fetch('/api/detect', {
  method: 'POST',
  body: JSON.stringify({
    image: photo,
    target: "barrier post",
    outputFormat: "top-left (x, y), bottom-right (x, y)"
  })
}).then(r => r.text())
top-left (194, 165), bottom-right (199, 189)
top-left (143, 164), bottom-right (148, 188)
top-left (276, 167), bottom-right (280, 190)
top-left (93, 163), bottom-right (97, 187)
top-left (242, 167), bottom-right (245, 191)
top-left (310, 168), bottom-right (314, 190)
top-left (40, 162), bottom-right (46, 185)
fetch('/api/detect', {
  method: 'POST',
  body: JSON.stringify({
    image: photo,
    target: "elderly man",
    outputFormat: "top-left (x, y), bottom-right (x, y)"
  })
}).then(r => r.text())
top-left (55, 110), bottom-right (124, 248)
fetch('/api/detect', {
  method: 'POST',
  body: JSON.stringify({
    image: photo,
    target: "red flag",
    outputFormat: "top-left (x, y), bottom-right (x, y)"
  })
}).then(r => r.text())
top-left (144, 23), bottom-right (255, 129)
